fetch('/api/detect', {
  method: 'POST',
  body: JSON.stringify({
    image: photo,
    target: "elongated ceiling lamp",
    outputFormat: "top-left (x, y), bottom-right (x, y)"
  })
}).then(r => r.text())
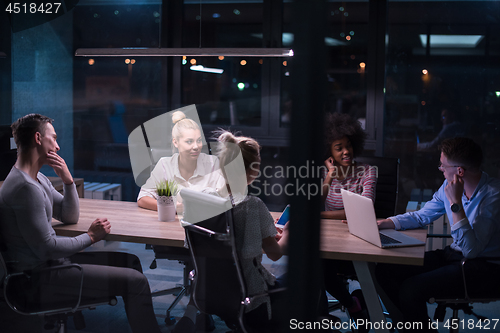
top-left (190, 65), bottom-right (224, 74)
top-left (75, 48), bottom-right (293, 57)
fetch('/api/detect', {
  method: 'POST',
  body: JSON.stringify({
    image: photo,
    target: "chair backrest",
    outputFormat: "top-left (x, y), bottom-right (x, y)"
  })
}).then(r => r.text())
top-left (181, 188), bottom-right (248, 329)
top-left (0, 241), bottom-right (48, 314)
top-left (356, 156), bottom-right (400, 218)
top-left (0, 240), bottom-right (21, 307)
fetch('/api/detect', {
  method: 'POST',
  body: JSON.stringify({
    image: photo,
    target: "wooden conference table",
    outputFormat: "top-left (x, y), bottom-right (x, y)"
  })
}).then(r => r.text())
top-left (53, 198), bottom-right (427, 333)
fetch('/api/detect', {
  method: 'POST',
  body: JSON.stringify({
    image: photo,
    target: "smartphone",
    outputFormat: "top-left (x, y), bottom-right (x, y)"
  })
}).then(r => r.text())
top-left (276, 204), bottom-right (290, 229)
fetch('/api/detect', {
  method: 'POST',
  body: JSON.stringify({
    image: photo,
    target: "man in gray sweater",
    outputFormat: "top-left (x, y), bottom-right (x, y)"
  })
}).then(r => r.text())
top-left (0, 114), bottom-right (162, 333)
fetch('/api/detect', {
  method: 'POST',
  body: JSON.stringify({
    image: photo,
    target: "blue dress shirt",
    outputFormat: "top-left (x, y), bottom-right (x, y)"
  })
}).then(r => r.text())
top-left (390, 172), bottom-right (500, 259)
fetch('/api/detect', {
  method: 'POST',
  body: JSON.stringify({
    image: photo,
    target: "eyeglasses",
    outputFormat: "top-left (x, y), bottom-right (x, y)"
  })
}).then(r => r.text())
top-left (438, 162), bottom-right (466, 171)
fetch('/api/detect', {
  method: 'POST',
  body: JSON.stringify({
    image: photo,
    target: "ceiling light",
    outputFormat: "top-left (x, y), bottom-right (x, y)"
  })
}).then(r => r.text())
top-left (190, 65), bottom-right (224, 74)
top-left (419, 35), bottom-right (484, 48)
top-left (75, 48), bottom-right (293, 57)
top-left (325, 37), bottom-right (346, 46)
top-left (282, 33), bottom-right (294, 46)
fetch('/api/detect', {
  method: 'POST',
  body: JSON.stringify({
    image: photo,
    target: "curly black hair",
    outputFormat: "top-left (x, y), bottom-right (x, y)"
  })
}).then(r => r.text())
top-left (324, 112), bottom-right (366, 159)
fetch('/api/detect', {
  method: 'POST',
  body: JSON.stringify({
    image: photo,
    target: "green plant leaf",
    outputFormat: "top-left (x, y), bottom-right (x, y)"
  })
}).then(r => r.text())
top-left (155, 179), bottom-right (179, 197)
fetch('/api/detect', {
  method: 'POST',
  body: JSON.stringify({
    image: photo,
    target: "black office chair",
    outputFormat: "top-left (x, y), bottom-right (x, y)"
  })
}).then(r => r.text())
top-left (149, 245), bottom-right (192, 325)
top-left (0, 245), bottom-right (117, 333)
top-left (180, 188), bottom-right (281, 333)
top-left (355, 156), bottom-right (400, 219)
top-left (428, 255), bottom-right (500, 333)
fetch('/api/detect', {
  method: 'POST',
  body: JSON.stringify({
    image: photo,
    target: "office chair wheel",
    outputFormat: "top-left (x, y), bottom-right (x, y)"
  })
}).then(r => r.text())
top-left (165, 316), bottom-right (176, 325)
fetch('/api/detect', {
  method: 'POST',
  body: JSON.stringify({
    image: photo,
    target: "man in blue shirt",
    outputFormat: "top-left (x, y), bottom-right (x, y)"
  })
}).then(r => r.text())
top-left (376, 137), bottom-right (500, 332)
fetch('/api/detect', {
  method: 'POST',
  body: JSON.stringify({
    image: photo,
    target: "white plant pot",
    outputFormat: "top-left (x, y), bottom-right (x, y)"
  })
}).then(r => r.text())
top-left (157, 196), bottom-right (176, 222)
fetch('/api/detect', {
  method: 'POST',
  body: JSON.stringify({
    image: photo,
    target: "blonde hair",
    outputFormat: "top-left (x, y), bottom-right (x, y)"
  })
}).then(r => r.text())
top-left (214, 129), bottom-right (261, 175)
top-left (171, 111), bottom-right (200, 152)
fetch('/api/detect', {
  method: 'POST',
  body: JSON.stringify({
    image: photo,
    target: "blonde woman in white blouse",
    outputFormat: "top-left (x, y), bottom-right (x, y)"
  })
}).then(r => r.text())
top-left (137, 111), bottom-right (225, 212)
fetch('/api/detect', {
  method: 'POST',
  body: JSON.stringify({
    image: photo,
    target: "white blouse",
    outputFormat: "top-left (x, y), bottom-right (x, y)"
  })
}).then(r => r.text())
top-left (137, 153), bottom-right (226, 203)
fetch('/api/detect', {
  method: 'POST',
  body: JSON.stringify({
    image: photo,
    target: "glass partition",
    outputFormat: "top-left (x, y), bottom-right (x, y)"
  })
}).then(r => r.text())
top-left (181, 1), bottom-right (264, 128)
top-left (386, 0), bottom-right (500, 212)
top-left (182, 56), bottom-right (263, 127)
top-left (282, 1), bottom-right (369, 129)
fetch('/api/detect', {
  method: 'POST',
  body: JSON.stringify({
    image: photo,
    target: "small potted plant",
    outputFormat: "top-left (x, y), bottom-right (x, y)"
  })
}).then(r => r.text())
top-left (155, 179), bottom-right (179, 222)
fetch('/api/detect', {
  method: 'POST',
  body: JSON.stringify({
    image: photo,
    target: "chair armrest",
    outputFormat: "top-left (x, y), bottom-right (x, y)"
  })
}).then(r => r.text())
top-left (461, 256), bottom-right (500, 264)
top-left (267, 287), bottom-right (287, 295)
top-left (4, 263), bottom-right (85, 314)
top-left (184, 223), bottom-right (230, 242)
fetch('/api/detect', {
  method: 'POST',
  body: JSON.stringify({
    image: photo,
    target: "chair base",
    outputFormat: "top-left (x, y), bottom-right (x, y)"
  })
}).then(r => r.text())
top-left (44, 314), bottom-right (69, 333)
top-left (44, 311), bottom-right (86, 333)
top-left (148, 245), bottom-right (192, 324)
top-left (152, 285), bottom-right (188, 326)
top-left (433, 301), bottom-right (491, 333)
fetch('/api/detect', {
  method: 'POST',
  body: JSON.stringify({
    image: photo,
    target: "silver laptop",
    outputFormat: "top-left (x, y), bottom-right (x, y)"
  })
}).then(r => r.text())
top-left (341, 189), bottom-right (425, 248)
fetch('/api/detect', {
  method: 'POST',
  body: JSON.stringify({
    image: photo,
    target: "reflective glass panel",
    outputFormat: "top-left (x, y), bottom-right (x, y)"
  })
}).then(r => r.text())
top-left (386, 1), bottom-right (500, 208)
top-left (181, 1), bottom-right (264, 127)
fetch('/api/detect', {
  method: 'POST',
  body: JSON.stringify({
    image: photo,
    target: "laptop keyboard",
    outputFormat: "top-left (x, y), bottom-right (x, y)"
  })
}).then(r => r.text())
top-left (380, 233), bottom-right (402, 245)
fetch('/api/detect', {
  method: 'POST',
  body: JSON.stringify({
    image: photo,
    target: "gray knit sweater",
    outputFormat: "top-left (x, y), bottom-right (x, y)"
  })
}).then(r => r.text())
top-left (0, 167), bottom-right (91, 272)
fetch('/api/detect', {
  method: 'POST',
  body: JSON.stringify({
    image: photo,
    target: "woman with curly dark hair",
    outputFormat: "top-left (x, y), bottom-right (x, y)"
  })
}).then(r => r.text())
top-left (320, 113), bottom-right (376, 329)
top-left (321, 112), bottom-right (377, 220)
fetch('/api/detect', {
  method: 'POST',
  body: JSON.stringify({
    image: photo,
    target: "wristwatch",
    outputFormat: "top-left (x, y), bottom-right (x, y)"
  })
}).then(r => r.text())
top-left (450, 203), bottom-right (462, 213)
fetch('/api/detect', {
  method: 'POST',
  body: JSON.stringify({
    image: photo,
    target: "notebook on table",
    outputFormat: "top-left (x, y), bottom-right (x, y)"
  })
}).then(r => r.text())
top-left (341, 189), bottom-right (425, 248)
